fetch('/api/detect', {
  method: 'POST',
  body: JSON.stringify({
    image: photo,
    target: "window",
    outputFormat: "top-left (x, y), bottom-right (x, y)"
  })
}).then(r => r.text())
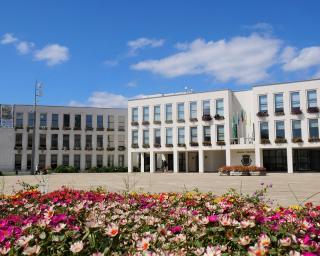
top-left (38, 154), bottom-right (46, 168)
top-left (274, 93), bottom-right (284, 112)
top-left (97, 135), bottom-right (103, 148)
top-left (118, 155), bottom-right (125, 167)
top-left (107, 155), bottom-right (114, 167)
top-left (51, 134), bottom-right (58, 149)
top-left (28, 112), bottom-right (34, 128)
top-left (203, 100), bottom-right (210, 115)
top-left (217, 125), bottom-right (225, 141)
top-left (108, 115), bottom-right (114, 130)
top-left (15, 112), bottom-right (23, 128)
top-left (63, 114), bottom-right (70, 128)
top-left (132, 130), bottom-right (138, 144)
top-left (309, 119), bottom-right (319, 138)
top-left (260, 122), bottom-right (269, 139)
top-left (51, 114), bottom-right (59, 129)
top-left (154, 105), bottom-right (161, 121)
top-left (62, 155), bottom-right (69, 166)
top-left (216, 99), bottom-right (224, 116)
top-left (292, 120), bottom-right (302, 139)
top-left (27, 154), bottom-right (31, 170)
top-left (74, 155), bottom-right (81, 170)
top-left (154, 129), bottom-right (161, 144)
top-left (118, 116), bottom-right (125, 131)
top-left (190, 127), bottom-right (198, 143)
top-left (203, 126), bottom-right (211, 142)
top-left (27, 134), bottom-right (33, 149)
top-left (143, 130), bottom-right (149, 145)
top-left (118, 135), bottom-right (125, 147)
top-left (177, 103), bottom-right (184, 120)
top-left (40, 113), bottom-right (47, 127)
top-left (275, 121), bottom-right (285, 139)
top-left (15, 133), bottom-right (22, 147)
top-left (166, 128), bottom-right (173, 144)
top-left (190, 102), bottom-right (197, 119)
top-left (74, 134), bottom-right (81, 149)
top-left (97, 115), bottom-right (103, 129)
top-left (97, 155), bottom-right (103, 168)
top-left (86, 135), bottom-right (92, 148)
top-left (259, 95), bottom-right (268, 112)
top-left (51, 154), bottom-right (57, 169)
top-left (107, 135), bottom-right (114, 148)
top-left (132, 108), bottom-right (138, 122)
top-left (63, 134), bottom-right (70, 149)
top-left (15, 154), bottom-right (22, 170)
top-left (307, 90), bottom-right (317, 108)
top-left (85, 155), bottom-right (92, 169)
top-left (165, 104), bottom-right (172, 121)
top-left (178, 128), bottom-right (185, 144)
top-left (86, 115), bottom-right (92, 129)
top-left (143, 107), bottom-right (149, 121)
top-left (39, 134), bottom-right (46, 149)
top-left (291, 92), bottom-right (300, 110)
top-left (74, 114), bottom-right (81, 129)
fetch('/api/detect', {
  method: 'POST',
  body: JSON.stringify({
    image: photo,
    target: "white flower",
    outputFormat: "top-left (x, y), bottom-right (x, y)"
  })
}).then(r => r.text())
top-left (204, 245), bottom-right (221, 256)
top-left (105, 223), bottom-right (119, 237)
top-left (279, 237), bottom-right (291, 247)
top-left (16, 235), bottom-right (34, 247)
top-left (70, 241), bottom-right (84, 254)
top-left (22, 245), bottom-right (41, 255)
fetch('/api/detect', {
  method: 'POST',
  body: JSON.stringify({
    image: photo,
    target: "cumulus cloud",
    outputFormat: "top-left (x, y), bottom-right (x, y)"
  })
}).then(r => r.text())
top-left (127, 37), bottom-right (165, 55)
top-left (16, 41), bottom-right (34, 54)
top-left (132, 34), bottom-right (282, 84)
top-left (1, 33), bottom-right (18, 44)
top-left (34, 44), bottom-right (70, 66)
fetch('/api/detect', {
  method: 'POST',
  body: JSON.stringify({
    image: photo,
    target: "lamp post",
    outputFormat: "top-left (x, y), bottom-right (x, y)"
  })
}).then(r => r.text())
top-left (31, 81), bottom-right (43, 175)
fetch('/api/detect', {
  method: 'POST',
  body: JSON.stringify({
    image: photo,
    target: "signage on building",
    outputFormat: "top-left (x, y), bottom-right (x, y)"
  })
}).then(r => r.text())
top-left (0, 105), bottom-right (14, 128)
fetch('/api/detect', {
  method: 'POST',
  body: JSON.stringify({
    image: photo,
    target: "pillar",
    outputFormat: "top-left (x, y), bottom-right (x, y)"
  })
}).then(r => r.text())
top-left (185, 152), bottom-right (189, 173)
top-left (140, 153), bottom-right (145, 173)
top-left (150, 152), bottom-right (155, 173)
top-left (128, 152), bottom-right (132, 173)
top-left (287, 147), bottom-right (293, 174)
top-left (255, 147), bottom-right (262, 167)
top-left (173, 150), bottom-right (178, 173)
top-left (226, 149), bottom-right (231, 166)
top-left (198, 150), bottom-right (204, 173)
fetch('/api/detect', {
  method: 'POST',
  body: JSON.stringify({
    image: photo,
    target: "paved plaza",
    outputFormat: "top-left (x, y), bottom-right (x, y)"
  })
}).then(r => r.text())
top-left (1, 173), bottom-right (320, 206)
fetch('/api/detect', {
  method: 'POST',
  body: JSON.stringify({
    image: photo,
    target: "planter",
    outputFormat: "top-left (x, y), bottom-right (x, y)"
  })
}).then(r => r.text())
top-left (73, 127), bottom-right (82, 131)
top-left (202, 115), bottom-right (212, 121)
top-left (260, 139), bottom-right (271, 144)
top-left (230, 171), bottom-right (249, 176)
top-left (214, 114), bottom-right (225, 120)
top-left (73, 147), bottom-right (81, 151)
top-left (308, 137), bottom-right (320, 143)
top-left (165, 120), bottom-right (173, 124)
top-left (51, 127), bottom-right (59, 130)
top-left (96, 128), bottom-right (104, 131)
top-left (165, 144), bottom-right (173, 147)
top-left (257, 111), bottom-right (269, 117)
top-left (107, 128), bottom-right (114, 131)
top-left (190, 142), bottom-right (199, 147)
top-left (219, 171), bottom-right (230, 176)
top-left (154, 143), bottom-right (161, 148)
top-left (203, 141), bottom-right (212, 146)
top-left (85, 147), bottom-right (93, 151)
top-left (63, 127), bottom-right (71, 130)
top-left (142, 144), bottom-right (150, 148)
top-left (275, 138), bottom-right (287, 144)
top-left (307, 107), bottom-right (319, 114)
top-left (153, 121), bottom-right (161, 125)
top-left (218, 166), bottom-right (266, 176)
top-left (177, 143), bottom-right (186, 147)
top-left (291, 108), bottom-right (302, 115)
top-left (142, 121), bottom-right (150, 125)
top-left (275, 111), bottom-right (285, 116)
top-left (107, 147), bottom-right (115, 151)
top-left (250, 171), bottom-right (266, 176)
top-left (292, 138), bottom-right (303, 143)
top-left (131, 121), bottom-right (139, 126)
top-left (216, 141), bottom-right (225, 146)
top-left (177, 119), bottom-right (185, 123)
top-left (131, 144), bottom-right (139, 149)
top-left (118, 146), bottom-right (126, 151)
top-left (189, 118), bottom-right (198, 122)
top-left (96, 147), bottom-right (104, 151)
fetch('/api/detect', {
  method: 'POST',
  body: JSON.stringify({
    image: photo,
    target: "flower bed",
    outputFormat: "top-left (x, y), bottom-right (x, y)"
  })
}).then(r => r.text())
top-left (218, 166), bottom-right (266, 176)
top-left (0, 187), bottom-right (319, 255)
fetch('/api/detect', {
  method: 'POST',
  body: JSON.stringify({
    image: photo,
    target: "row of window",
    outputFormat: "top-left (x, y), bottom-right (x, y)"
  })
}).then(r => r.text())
top-left (132, 99), bottom-right (224, 123)
top-left (131, 125), bottom-right (225, 146)
top-left (14, 154), bottom-right (125, 170)
top-left (260, 119), bottom-right (319, 141)
top-left (15, 113), bottom-right (126, 130)
top-left (14, 133), bottom-right (126, 149)
top-left (258, 90), bottom-right (318, 113)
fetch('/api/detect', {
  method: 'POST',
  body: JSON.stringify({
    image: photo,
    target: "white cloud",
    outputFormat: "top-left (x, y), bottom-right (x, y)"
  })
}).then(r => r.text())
top-left (127, 37), bottom-right (165, 55)
top-left (282, 46), bottom-right (320, 71)
top-left (104, 59), bottom-right (119, 67)
top-left (249, 22), bottom-right (274, 35)
top-left (34, 44), bottom-right (70, 66)
top-left (126, 81), bottom-right (137, 87)
top-left (1, 33), bottom-right (18, 44)
top-left (314, 70), bottom-right (320, 79)
top-left (16, 41), bottom-right (34, 54)
top-left (280, 46), bottom-right (297, 63)
top-left (132, 34), bottom-right (282, 84)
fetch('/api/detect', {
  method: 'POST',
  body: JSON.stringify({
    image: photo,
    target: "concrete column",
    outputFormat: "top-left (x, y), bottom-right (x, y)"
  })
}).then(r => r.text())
top-left (226, 149), bottom-right (231, 166)
top-left (287, 147), bottom-right (293, 174)
top-left (198, 150), bottom-right (204, 173)
top-left (185, 152), bottom-right (189, 173)
top-left (173, 150), bottom-right (178, 173)
top-left (150, 152), bottom-right (154, 173)
top-left (128, 152), bottom-right (132, 173)
top-left (255, 147), bottom-right (262, 167)
top-left (140, 153), bottom-right (145, 173)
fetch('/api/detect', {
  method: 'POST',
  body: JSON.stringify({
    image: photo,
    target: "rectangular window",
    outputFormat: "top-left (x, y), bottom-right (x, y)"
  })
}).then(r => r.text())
top-left (51, 154), bottom-right (57, 169)
top-left (291, 92), bottom-right (300, 110)
top-left (203, 126), bottom-right (211, 142)
top-left (15, 154), bottom-right (22, 170)
top-left (154, 129), bottom-right (161, 144)
top-left (178, 127), bottom-right (185, 144)
top-left (74, 155), bottom-right (81, 170)
top-left (190, 127), bottom-right (198, 143)
top-left (62, 154), bottom-right (69, 166)
top-left (39, 134), bottom-right (46, 149)
top-left (51, 114), bottom-right (59, 129)
top-left (107, 135), bottom-right (114, 148)
top-left (74, 134), bottom-right (81, 149)
top-left (108, 115), bottom-right (114, 130)
top-left (165, 104), bottom-right (172, 121)
top-left (259, 95), bottom-right (268, 112)
top-left (190, 102), bottom-right (197, 119)
top-left (38, 154), bottom-right (46, 168)
top-left (292, 120), bottom-right (302, 139)
top-left (74, 114), bottom-right (81, 129)
top-left (275, 121), bottom-right (285, 139)
top-left (143, 130), bottom-right (149, 145)
top-left (63, 114), bottom-right (70, 128)
top-left (63, 134), bottom-right (70, 149)
top-left (15, 133), bottom-right (22, 147)
top-left (28, 112), bottom-right (34, 128)
top-left (97, 155), bottom-right (103, 168)
top-left (154, 105), bottom-right (161, 121)
top-left (27, 154), bottom-right (31, 170)
top-left (86, 114), bottom-right (92, 129)
top-left (85, 135), bottom-right (92, 148)
top-left (132, 108), bottom-right (138, 122)
top-left (217, 125), bottom-right (225, 141)
top-left (166, 128), bottom-right (173, 144)
top-left (97, 115), bottom-right (103, 129)
top-left (27, 134), bottom-right (33, 149)
top-left (132, 130), bottom-right (138, 144)
top-left (177, 103), bottom-right (184, 120)
top-left (85, 155), bottom-right (92, 169)
top-left (107, 155), bottom-right (114, 167)
top-left (260, 122), bottom-right (269, 139)
top-left (307, 90), bottom-right (317, 108)
top-left (203, 100), bottom-right (210, 116)
top-left (309, 119), bottom-right (319, 138)
top-left (40, 113), bottom-right (47, 127)
top-left (51, 134), bottom-right (58, 149)
top-left (97, 135), bottom-right (103, 148)
top-left (274, 93), bottom-right (284, 112)
top-left (118, 155), bottom-right (125, 167)
top-left (118, 116), bottom-right (125, 131)
top-left (15, 112), bottom-right (23, 128)
top-left (118, 135), bottom-right (125, 147)
top-left (216, 99), bottom-right (224, 116)
top-left (143, 107), bottom-right (149, 121)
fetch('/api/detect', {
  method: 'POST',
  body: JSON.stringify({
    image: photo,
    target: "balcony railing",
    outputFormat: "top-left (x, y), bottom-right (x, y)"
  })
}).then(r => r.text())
top-left (230, 137), bottom-right (254, 145)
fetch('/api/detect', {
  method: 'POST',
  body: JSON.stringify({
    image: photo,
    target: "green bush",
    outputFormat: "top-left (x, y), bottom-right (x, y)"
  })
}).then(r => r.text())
top-left (54, 165), bottom-right (77, 173)
top-left (88, 166), bottom-right (128, 173)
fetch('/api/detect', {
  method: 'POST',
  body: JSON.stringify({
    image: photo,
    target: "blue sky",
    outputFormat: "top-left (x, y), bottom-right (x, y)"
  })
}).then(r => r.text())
top-left (1, 0), bottom-right (320, 107)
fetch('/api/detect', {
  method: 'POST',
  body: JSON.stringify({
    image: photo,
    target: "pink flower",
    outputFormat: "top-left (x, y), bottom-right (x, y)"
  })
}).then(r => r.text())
top-left (136, 237), bottom-right (151, 251)
top-left (105, 223), bottom-right (119, 237)
top-left (279, 237), bottom-right (291, 247)
top-left (238, 236), bottom-right (251, 246)
top-left (70, 241), bottom-right (83, 254)
top-left (204, 245), bottom-right (222, 256)
top-left (207, 215), bottom-right (218, 223)
top-left (248, 243), bottom-right (268, 256)
top-left (169, 225), bottom-right (182, 234)
top-left (258, 234), bottom-right (271, 247)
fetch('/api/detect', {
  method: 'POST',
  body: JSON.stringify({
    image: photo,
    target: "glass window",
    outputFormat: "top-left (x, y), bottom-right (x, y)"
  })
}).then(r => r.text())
top-left (107, 155), bottom-right (114, 167)
top-left (27, 134), bottom-right (33, 149)
top-left (86, 115), bottom-right (92, 129)
top-left (51, 134), bottom-right (58, 149)
top-left (51, 154), bottom-right (57, 169)
top-left (39, 134), bottom-right (46, 148)
top-left (74, 114), bottom-right (81, 129)
top-left (118, 116), bottom-right (125, 131)
top-left (203, 126), bottom-right (211, 142)
top-left (307, 90), bottom-right (317, 108)
top-left (97, 115), bottom-right (103, 129)
top-left (27, 154), bottom-right (32, 170)
top-left (190, 102), bottom-right (197, 119)
top-left (51, 114), bottom-right (59, 128)
top-left (177, 103), bottom-right (184, 120)
top-left (63, 114), bottom-right (70, 128)
top-left (292, 120), bottom-right (301, 138)
top-left (203, 100), bottom-right (210, 115)
top-left (260, 122), bottom-right (269, 139)
top-left (108, 115), bottom-right (114, 130)
top-left (166, 128), bottom-right (173, 144)
top-left (154, 105), bottom-right (161, 121)
top-left (259, 95), bottom-right (268, 112)
top-left (216, 99), bottom-right (224, 116)
top-left (86, 135), bottom-right (92, 148)
top-left (97, 135), bottom-right (103, 148)
top-left (85, 155), bottom-right (92, 169)
top-left (217, 125), bottom-right (225, 141)
top-left (15, 154), bottom-right (22, 170)
top-left (132, 108), bottom-right (138, 122)
top-left (62, 154), bottom-right (69, 166)
top-left (143, 130), bottom-right (149, 145)
top-left (107, 135), bottom-right (114, 147)
top-left (63, 134), bottom-right (69, 149)
top-left (118, 135), bottom-right (125, 147)
top-left (28, 112), bottom-right (34, 128)
top-left (132, 130), bottom-right (138, 144)
top-left (40, 113), bottom-right (47, 127)
top-left (309, 119), bottom-right (319, 138)
top-left (178, 127), bottom-right (185, 144)
top-left (154, 129), bottom-right (161, 144)
top-left (15, 113), bottom-right (23, 128)
top-left (38, 154), bottom-right (46, 168)
top-left (74, 155), bottom-right (81, 170)
top-left (165, 104), bottom-right (172, 121)
top-left (118, 155), bottom-right (125, 167)
top-left (190, 127), bottom-right (198, 143)
top-left (15, 133), bottom-right (22, 147)
top-left (97, 155), bottom-right (103, 168)
top-left (291, 92), bottom-right (300, 109)
top-left (275, 121), bottom-right (285, 138)
top-left (274, 93), bottom-right (284, 112)
top-left (143, 107), bottom-right (149, 121)
top-left (74, 134), bottom-right (81, 148)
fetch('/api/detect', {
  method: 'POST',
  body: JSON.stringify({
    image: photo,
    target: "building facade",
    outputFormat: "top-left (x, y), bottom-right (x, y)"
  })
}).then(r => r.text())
top-left (0, 105), bottom-right (127, 173)
top-left (128, 79), bottom-right (320, 173)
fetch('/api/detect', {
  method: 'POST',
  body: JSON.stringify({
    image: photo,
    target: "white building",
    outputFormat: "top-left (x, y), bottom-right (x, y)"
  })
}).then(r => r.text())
top-left (0, 105), bottom-right (127, 173)
top-left (128, 79), bottom-right (320, 173)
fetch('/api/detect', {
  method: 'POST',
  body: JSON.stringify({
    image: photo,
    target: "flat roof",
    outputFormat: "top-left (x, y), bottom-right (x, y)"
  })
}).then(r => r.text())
top-left (7, 104), bottom-right (127, 110)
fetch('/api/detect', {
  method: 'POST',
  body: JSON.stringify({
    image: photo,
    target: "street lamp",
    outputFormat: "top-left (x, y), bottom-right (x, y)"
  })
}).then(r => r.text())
top-left (31, 81), bottom-right (43, 175)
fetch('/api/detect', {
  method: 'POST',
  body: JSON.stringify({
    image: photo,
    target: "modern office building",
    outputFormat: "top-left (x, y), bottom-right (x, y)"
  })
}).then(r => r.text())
top-left (128, 79), bottom-right (320, 173)
top-left (0, 105), bottom-right (127, 173)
